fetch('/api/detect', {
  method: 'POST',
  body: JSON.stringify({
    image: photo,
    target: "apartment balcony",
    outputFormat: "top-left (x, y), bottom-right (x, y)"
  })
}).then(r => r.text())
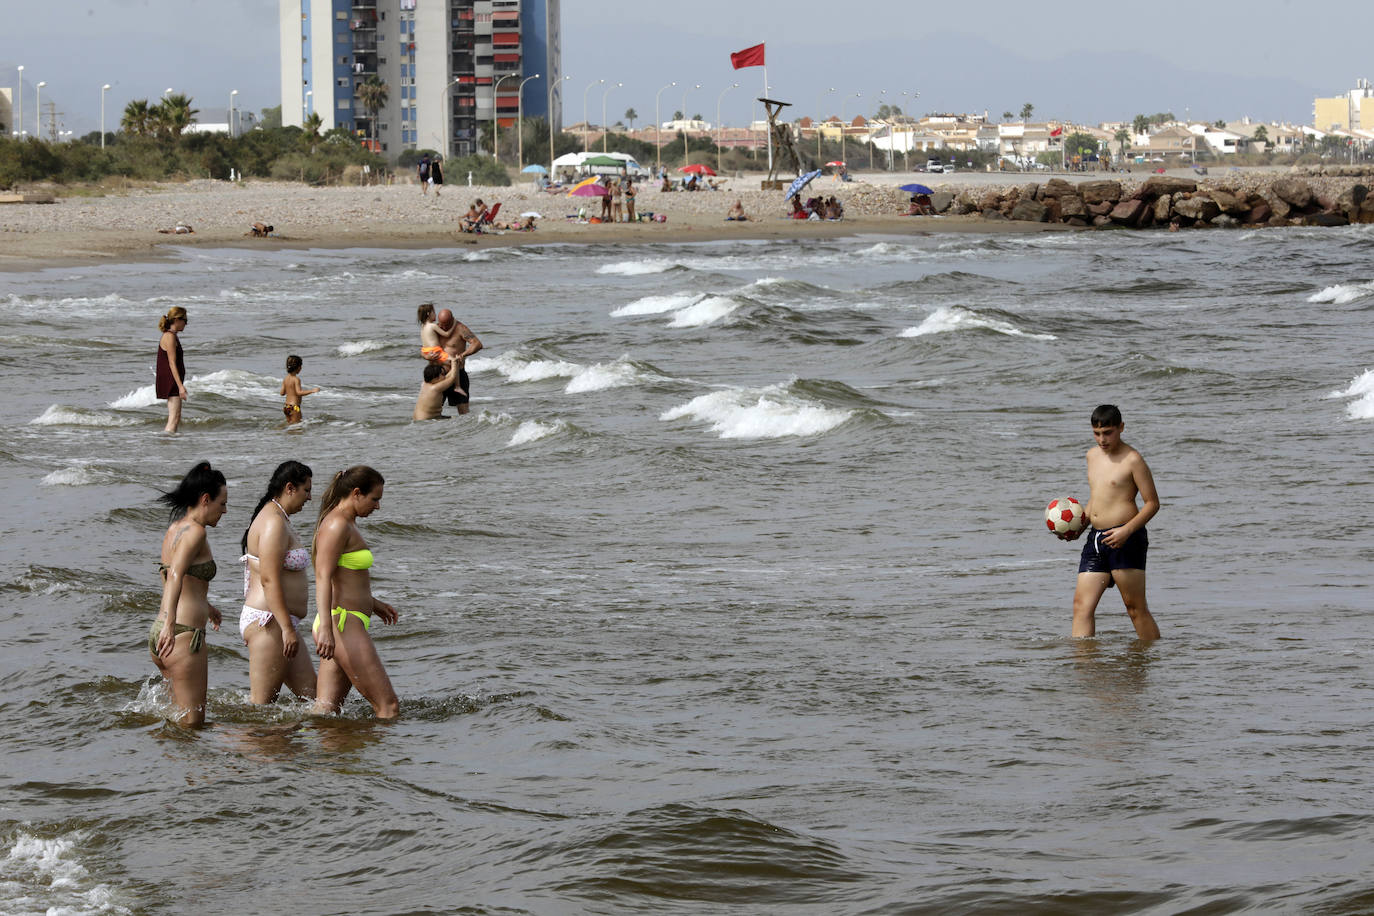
top-left (351, 0), bottom-right (376, 9)
top-left (352, 38), bottom-right (378, 52)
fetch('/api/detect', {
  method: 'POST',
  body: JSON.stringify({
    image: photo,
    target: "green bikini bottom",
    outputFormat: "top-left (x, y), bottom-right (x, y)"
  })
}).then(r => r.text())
top-left (148, 619), bottom-right (205, 656)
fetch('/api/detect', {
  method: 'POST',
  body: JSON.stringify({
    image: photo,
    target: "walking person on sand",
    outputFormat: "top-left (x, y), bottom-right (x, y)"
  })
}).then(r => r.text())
top-left (311, 466), bottom-right (400, 719)
top-left (431, 156), bottom-right (444, 197)
top-left (151, 461), bottom-right (227, 727)
top-left (1058, 404), bottom-right (1162, 640)
top-left (239, 460), bottom-right (317, 704)
top-left (418, 154), bottom-right (431, 195)
top-left (155, 306), bottom-right (189, 433)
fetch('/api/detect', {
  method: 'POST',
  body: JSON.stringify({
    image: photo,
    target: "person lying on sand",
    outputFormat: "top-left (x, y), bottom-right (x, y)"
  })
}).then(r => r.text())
top-left (249, 223), bottom-right (275, 237)
top-left (158, 224), bottom-right (194, 234)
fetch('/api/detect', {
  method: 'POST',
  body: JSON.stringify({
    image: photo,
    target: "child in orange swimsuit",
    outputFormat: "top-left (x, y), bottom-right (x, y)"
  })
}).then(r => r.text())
top-left (280, 354), bottom-right (320, 423)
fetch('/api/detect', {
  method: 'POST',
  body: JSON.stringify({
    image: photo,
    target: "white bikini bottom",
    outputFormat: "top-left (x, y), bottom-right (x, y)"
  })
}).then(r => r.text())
top-left (239, 604), bottom-right (304, 642)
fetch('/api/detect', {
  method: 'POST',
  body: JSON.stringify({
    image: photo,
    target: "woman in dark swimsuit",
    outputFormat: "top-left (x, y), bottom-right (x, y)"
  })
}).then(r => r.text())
top-left (156, 307), bottom-right (188, 432)
top-left (152, 461), bottom-right (227, 726)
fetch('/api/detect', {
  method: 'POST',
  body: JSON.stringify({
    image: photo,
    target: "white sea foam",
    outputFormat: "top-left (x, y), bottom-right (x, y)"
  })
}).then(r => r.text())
top-left (338, 339), bottom-right (388, 356)
top-left (508, 419), bottom-right (566, 446)
top-left (597, 258), bottom-right (679, 276)
top-left (0, 292), bottom-right (140, 316)
top-left (187, 368), bottom-right (281, 401)
top-left (565, 357), bottom-right (646, 393)
top-left (1327, 368), bottom-right (1374, 419)
top-left (900, 306), bottom-right (1057, 340)
top-left (109, 384), bottom-right (158, 409)
top-left (667, 296), bottom-right (741, 328)
top-left (660, 382), bottom-right (853, 439)
top-left (1307, 282), bottom-right (1374, 305)
top-left (2, 831), bottom-right (130, 915)
top-left (40, 465), bottom-right (105, 487)
top-left (611, 292), bottom-right (703, 316)
top-left (30, 406), bottom-right (140, 428)
top-left (469, 351), bottom-right (581, 383)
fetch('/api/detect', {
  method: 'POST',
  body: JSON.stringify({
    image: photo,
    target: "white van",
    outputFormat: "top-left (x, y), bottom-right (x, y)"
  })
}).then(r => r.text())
top-left (925, 159), bottom-right (944, 173)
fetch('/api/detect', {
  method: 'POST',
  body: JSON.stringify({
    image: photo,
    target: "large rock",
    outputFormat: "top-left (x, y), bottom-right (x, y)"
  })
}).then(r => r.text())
top-left (1092, 215), bottom-right (1113, 227)
top-left (1078, 180), bottom-right (1123, 204)
top-left (1109, 199), bottom-right (1147, 224)
top-left (1174, 195), bottom-right (1221, 221)
top-left (1271, 177), bottom-right (1313, 208)
top-left (1260, 188), bottom-right (1291, 219)
top-left (1059, 193), bottom-right (1088, 218)
top-left (1308, 211), bottom-right (1349, 227)
top-left (983, 209), bottom-right (1007, 220)
top-left (1138, 176), bottom-right (1197, 199)
top-left (1042, 178), bottom-right (1075, 198)
top-left (1153, 194), bottom-right (1173, 223)
top-left (931, 190), bottom-right (955, 213)
top-left (1357, 198), bottom-right (1374, 224)
top-left (1212, 214), bottom-right (1240, 229)
top-left (979, 190), bottom-right (1004, 212)
top-left (1019, 183), bottom-right (1040, 202)
top-left (1087, 200), bottom-right (1115, 217)
top-left (1336, 184), bottom-right (1369, 218)
top-left (1247, 202), bottom-right (1272, 224)
top-left (1011, 198), bottom-right (1049, 222)
top-left (1209, 189), bottom-right (1248, 216)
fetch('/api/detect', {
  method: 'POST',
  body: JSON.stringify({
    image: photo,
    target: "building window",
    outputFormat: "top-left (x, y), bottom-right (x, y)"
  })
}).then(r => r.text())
top-left (336, 11), bottom-right (346, 19)
top-left (338, 99), bottom-right (349, 109)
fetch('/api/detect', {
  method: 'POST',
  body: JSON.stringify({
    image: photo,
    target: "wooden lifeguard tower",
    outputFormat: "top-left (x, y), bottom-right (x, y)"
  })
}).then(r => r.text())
top-left (758, 98), bottom-right (802, 190)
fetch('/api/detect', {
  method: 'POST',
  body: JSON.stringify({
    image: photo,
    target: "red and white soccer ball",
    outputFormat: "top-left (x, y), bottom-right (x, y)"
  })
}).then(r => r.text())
top-left (1045, 496), bottom-right (1087, 537)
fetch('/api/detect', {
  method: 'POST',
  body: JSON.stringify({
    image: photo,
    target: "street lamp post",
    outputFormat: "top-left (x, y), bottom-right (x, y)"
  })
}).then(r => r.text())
top-left (15, 66), bottom-right (21, 140)
top-left (715, 82), bottom-right (738, 173)
top-left (101, 84), bottom-right (111, 148)
top-left (441, 77), bottom-right (460, 158)
top-left (493, 73), bottom-right (519, 162)
top-left (35, 82), bottom-right (46, 141)
top-left (680, 83), bottom-right (700, 167)
top-left (840, 92), bottom-right (860, 170)
top-left (816, 86), bottom-right (835, 160)
top-left (164, 87), bottom-right (173, 98)
top-left (517, 72), bottom-right (541, 169)
top-left (900, 90), bottom-right (919, 172)
top-left (600, 81), bottom-right (621, 154)
top-left (654, 81), bottom-right (676, 175)
top-left (548, 74), bottom-right (569, 171)
top-left (229, 89), bottom-right (238, 139)
top-left (581, 79), bottom-right (603, 154)
top-left (875, 88), bottom-right (890, 170)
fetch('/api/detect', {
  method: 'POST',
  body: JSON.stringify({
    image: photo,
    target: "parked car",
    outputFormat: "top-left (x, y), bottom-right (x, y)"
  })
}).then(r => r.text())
top-left (925, 159), bottom-right (944, 173)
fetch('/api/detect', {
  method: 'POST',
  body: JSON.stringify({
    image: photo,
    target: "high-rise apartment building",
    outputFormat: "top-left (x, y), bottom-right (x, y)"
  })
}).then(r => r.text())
top-left (280, 0), bottom-right (561, 157)
top-left (1313, 78), bottom-right (1374, 132)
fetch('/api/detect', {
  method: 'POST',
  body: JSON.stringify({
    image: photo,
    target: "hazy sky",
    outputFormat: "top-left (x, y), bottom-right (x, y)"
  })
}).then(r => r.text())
top-left (3, 0), bottom-right (1367, 137)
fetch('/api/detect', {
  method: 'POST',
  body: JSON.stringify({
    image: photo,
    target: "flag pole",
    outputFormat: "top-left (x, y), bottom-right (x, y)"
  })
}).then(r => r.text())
top-left (763, 65), bottom-right (773, 173)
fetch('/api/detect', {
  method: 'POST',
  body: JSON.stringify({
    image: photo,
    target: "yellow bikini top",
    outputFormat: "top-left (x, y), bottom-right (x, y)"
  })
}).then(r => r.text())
top-left (337, 548), bottom-right (373, 570)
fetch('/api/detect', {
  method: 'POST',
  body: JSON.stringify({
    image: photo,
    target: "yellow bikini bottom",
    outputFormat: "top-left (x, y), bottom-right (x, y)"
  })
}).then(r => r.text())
top-left (313, 607), bottom-right (371, 635)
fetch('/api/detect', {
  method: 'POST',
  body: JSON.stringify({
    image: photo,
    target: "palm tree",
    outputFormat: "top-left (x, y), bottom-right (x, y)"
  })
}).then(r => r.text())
top-left (1020, 102), bottom-right (1034, 122)
top-left (624, 107), bottom-right (638, 130)
top-left (1252, 124), bottom-right (1269, 147)
top-left (304, 112), bottom-right (323, 139)
top-left (1114, 128), bottom-right (1131, 159)
top-left (356, 76), bottom-right (389, 144)
top-left (1001, 111), bottom-right (1014, 122)
top-left (1132, 114), bottom-right (1150, 137)
top-left (121, 99), bottom-right (152, 137)
top-left (152, 93), bottom-right (198, 140)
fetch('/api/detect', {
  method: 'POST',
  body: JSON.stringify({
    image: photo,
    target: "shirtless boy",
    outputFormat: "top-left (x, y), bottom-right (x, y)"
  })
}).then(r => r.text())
top-left (280, 354), bottom-right (320, 423)
top-left (1061, 404), bottom-right (1162, 640)
top-left (413, 359), bottom-right (464, 420)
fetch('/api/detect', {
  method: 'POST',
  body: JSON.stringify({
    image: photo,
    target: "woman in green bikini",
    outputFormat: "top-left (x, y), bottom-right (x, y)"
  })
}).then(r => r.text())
top-left (311, 465), bottom-right (400, 718)
top-left (152, 461), bottom-right (227, 727)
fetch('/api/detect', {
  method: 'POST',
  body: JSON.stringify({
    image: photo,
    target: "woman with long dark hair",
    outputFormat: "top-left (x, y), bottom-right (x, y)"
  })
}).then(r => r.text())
top-left (311, 466), bottom-right (399, 718)
top-left (155, 306), bottom-right (189, 432)
top-left (151, 461), bottom-right (227, 726)
top-left (240, 460), bottom-right (316, 704)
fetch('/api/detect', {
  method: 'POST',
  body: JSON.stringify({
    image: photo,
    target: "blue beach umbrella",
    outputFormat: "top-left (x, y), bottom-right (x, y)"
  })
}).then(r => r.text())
top-left (521, 163), bottom-right (548, 173)
top-left (785, 169), bottom-right (824, 200)
top-left (899, 183), bottom-right (934, 195)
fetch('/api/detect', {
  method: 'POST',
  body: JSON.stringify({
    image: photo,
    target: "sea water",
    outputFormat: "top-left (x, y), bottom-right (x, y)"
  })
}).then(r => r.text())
top-left (1, 227), bottom-right (1372, 914)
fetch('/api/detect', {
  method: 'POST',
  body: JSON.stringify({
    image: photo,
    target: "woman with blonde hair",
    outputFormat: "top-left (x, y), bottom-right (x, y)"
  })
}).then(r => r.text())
top-left (311, 466), bottom-right (400, 718)
top-left (151, 461), bottom-right (227, 726)
top-left (240, 460), bottom-right (316, 704)
top-left (156, 306), bottom-right (189, 432)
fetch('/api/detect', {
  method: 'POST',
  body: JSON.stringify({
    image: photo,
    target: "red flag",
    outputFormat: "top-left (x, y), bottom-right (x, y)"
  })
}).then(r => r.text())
top-left (1050, 126), bottom-right (1063, 137)
top-left (730, 43), bottom-right (765, 70)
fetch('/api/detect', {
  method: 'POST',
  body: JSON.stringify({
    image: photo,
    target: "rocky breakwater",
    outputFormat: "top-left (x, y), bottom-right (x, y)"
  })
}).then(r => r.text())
top-left (935, 175), bottom-right (1374, 230)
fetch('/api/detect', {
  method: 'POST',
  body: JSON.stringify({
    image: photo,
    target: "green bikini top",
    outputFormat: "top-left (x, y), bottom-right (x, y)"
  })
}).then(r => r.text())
top-left (159, 559), bottom-right (217, 581)
top-left (337, 548), bottom-right (374, 570)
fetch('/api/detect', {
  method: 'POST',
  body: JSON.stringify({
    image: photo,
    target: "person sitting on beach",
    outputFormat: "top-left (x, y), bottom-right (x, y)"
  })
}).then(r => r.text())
top-left (158, 224), bottom-right (195, 234)
top-left (825, 196), bottom-right (844, 220)
top-left (250, 223), bottom-right (275, 237)
top-left (280, 354), bottom-right (320, 424)
top-left (685, 175), bottom-right (699, 192)
top-left (907, 194), bottom-right (934, 216)
top-left (789, 195), bottom-right (808, 219)
top-left (660, 175), bottom-right (672, 193)
top-left (725, 200), bottom-right (751, 221)
top-left (459, 204), bottom-right (481, 233)
top-left (413, 359), bottom-right (463, 420)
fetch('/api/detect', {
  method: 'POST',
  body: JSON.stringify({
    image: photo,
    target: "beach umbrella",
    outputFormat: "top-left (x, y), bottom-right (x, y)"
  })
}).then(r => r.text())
top-left (784, 169), bottom-right (824, 200)
top-left (567, 177), bottom-right (608, 197)
top-left (826, 160), bottom-right (845, 167)
top-left (899, 183), bottom-right (934, 195)
top-left (583, 154), bottom-right (622, 167)
top-left (679, 163), bottom-right (716, 176)
top-left (521, 163), bottom-right (548, 173)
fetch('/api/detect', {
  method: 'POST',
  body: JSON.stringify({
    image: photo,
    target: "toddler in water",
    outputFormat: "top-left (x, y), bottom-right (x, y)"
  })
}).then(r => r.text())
top-left (280, 355), bottom-right (320, 423)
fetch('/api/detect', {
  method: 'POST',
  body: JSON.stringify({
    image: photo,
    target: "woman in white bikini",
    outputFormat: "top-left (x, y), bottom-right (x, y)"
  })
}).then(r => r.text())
top-left (240, 461), bottom-right (317, 704)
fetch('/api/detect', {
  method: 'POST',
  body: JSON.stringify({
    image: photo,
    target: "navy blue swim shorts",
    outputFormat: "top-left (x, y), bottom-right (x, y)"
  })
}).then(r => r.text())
top-left (1078, 526), bottom-right (1147, 574)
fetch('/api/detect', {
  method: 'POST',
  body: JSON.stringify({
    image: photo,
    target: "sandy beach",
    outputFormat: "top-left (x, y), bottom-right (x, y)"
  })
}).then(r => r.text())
top-left (0, 172), bottom-right (1059, 271)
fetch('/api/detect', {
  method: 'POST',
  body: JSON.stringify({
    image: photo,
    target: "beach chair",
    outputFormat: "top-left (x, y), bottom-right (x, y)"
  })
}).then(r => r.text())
top-left (475, 202), bottom-right (501, 230)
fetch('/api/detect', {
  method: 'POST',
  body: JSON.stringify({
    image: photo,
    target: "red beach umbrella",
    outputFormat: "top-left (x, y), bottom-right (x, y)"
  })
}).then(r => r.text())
top-left (679, 164), bottom-right (717, 176)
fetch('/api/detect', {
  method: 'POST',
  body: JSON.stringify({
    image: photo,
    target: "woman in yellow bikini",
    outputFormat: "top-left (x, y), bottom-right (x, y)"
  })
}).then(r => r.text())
top-left (240, 460), bottom-right (316, 704)
top-left (152, 461), bottom-right (227, 727)
top-left (311, 465), bottom-right (400, 718)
